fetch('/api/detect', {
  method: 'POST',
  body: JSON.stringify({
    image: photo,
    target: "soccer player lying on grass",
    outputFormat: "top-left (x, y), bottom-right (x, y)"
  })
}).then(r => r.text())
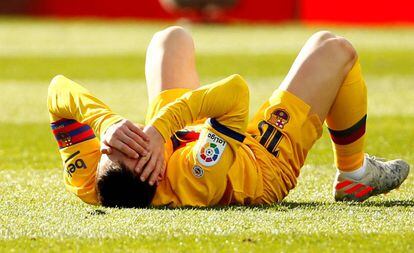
top-left (48, 26), bottom-right (410, 208)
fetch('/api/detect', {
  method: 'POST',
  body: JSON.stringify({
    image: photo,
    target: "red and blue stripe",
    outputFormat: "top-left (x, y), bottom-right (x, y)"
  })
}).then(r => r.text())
top-left (51, 119), bottom-right (95, 149)
top-left (328, 115), bottom-right (367, 145)
top-left (171, 130), bottom-right (200, 151)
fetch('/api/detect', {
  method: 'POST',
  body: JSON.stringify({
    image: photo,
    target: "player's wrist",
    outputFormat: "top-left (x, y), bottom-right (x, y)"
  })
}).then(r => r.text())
top-left (145, 125), bottom-right (166, 143)
top-left (147, 120), bottom-right (170, 143)
top-left (100, 118), bottom-right (124, 140)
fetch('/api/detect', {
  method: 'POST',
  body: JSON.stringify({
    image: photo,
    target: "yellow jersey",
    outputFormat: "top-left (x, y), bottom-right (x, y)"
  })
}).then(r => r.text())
top-left (49, 74), bottom-right (316, 207)
top-left (148, 75), bottom-right (266, 206)
top-left (48, 75), bottom-right (123, 205)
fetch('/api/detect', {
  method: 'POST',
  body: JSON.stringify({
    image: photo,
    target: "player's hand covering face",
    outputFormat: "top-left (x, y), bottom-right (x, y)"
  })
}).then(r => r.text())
top-left (100, 119), bottom-right (150, 158)
top-left (100, 121), bottom-right (166, 186)
top-left (134, 125), bottom-right (166, 186)
top-left (100, 147), bottom-right (140, 173)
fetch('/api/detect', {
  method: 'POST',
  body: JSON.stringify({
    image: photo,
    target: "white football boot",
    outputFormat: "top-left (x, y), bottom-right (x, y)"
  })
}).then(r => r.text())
top-left (334, 154), bottom-right (410, 202)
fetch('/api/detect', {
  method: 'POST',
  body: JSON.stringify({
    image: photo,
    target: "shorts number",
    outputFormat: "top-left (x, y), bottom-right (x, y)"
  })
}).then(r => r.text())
top-left (257, 120), bottom-right (283, 157)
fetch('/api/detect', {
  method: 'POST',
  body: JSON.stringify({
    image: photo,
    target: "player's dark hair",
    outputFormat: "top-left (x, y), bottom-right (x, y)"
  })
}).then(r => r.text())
top-left (96, 162), bottom-right (156, 208)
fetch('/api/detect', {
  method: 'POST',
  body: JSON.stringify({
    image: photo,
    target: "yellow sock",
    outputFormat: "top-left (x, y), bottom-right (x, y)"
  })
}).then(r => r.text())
top-left (326, 59), bottom-right (367, 172)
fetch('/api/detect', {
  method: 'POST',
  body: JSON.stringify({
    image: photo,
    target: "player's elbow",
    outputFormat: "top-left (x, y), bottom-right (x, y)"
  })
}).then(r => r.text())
top-left (228, 74), bottom-right (250, 128)
top-left (228, 74), bottom-right (250, 103)
top-left (48, 75), bottom-right (66, 94)
top-left (47, 75), bottom-right (69, 113)
top-left (50, 74), bottom-right (66, 85)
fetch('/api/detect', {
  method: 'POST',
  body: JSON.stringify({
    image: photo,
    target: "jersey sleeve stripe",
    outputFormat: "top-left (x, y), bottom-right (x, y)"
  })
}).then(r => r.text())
top-left (208, 118), bottom-right (245, 143)
top-left (51, 119), bottom-right (78, 130)
top-left (56, 130), bottom-right (96, 149)
top-left (67, 125), bottom-right (92, 137)
top-left (70, 130), bottom-right (96, 144)
top-left (52, 121), bottom-right (84, 135)
top-left (171, 130), bottom-right (200, 151)
top-left (51, 118), bottom-right (96, 149)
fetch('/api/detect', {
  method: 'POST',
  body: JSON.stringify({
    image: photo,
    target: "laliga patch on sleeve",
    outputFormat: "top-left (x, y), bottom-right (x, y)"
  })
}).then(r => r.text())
top-left (197, 131), bottom-right (227, 167)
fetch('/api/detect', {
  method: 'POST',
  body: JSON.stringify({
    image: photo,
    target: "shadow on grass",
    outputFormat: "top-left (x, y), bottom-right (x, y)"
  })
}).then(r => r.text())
top-left (106, 201), bottom-right (333, 211)
top-left (360, 200), bottom-right (414, 207)
top-left (278, 200), bottom-right (414, 209)
top-left (89, 200), bottom-right (414, 213)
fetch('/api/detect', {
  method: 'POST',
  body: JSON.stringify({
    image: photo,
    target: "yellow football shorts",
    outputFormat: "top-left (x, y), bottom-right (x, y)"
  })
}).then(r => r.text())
top-left (247, 89), bottom-right (323, 204)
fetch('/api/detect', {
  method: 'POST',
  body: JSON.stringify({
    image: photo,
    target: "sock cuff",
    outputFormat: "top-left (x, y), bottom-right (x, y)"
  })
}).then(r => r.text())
top-left (336, 151), bottom-right (365, 172)
top-left (338, 155), bottom-right (367, 180)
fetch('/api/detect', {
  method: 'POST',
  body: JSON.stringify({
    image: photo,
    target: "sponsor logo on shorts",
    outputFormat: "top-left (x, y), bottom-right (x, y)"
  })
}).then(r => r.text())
top-left (268, 109), bottom-right (289, 129)
top-left (192, 165), bottom-right (204, 178)
top-left (197, 131), bottom-right (226, 167)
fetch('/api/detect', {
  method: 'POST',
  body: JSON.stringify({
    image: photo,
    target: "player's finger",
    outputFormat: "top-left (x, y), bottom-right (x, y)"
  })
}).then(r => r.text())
top-left (114, 131), bottom-right (146, 158)
top-left (125, 120), bottom-right (150, 142)
top-left (134, 153), bottom-right (151, 174)
top-left (148, 159), bottom-right (163, 186)
top-left (157, 161), bottom-right (166, 182)
top-left (140, 155), bottom-right (158, 182)
top-left (118, 131), bottom-right (148, 156)
top-left (100, 142), bottom-right (112, 155)
top-left (124, 129), bottom-right (149, 154)
top-left (112, 139), bottom-right (139, 159)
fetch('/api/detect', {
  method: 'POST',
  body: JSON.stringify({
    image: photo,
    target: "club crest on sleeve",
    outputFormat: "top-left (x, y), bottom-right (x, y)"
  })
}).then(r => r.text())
top-left (268, 109), bottom-right (289, 129)
top-left (192, 165), bottom-right (204, 178)
top-left (51, 119), bottom-right (96, 149)
top-left (197, 131), bottom-right (226, 167)
top-left (57, 132), bottom-right (73, 148)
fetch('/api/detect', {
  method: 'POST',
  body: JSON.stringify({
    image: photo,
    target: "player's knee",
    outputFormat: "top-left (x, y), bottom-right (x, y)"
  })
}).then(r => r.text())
top-left (337, 37), bottom-right (357, 63)
top-left (153, 26), bottom-right (194, 49)
top-left (321, 37), bottom-right (357, 64)
top-left (310, 30), bottom-right (336, 46)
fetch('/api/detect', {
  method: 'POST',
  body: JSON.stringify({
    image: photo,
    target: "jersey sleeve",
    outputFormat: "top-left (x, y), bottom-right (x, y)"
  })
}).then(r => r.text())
top-left (48, 75), bottom-right (124, 205)
top-left (148, 74), bottom-right (250, 141)
top-left (149, 74), bottom-right (250, 207)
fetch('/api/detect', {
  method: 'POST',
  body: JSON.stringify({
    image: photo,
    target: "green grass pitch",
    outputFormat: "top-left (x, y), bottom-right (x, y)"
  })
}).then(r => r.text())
top-left (1, 19), bottom-right (414, 252)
